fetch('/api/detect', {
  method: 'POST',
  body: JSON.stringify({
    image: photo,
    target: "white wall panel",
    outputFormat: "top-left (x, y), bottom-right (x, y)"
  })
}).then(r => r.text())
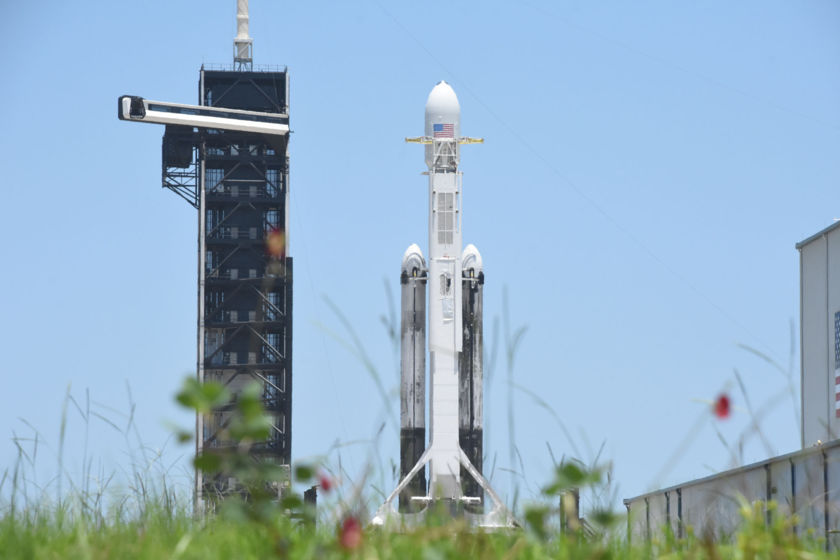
top-left (801, 237), bottom-right (829, 445)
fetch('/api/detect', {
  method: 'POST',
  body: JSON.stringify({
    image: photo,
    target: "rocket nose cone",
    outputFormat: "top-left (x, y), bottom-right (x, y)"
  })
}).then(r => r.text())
top-left (424, 81), bottom-right (461, 165)
top-left (425, 81), bottom-right (460, 117)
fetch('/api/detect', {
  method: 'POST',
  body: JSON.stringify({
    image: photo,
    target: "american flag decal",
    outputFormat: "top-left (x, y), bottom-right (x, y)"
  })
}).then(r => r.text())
top-left (835, 311), bottom-right (840, 417)
top-left (433, 123), bottom-right (454, 138)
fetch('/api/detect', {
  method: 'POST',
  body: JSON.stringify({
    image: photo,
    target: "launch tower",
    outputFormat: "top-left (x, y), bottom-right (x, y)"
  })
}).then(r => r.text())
top-left (119, 0), bottom-right (292, 505)
top-left (195, 66), bottom-right (292, 500)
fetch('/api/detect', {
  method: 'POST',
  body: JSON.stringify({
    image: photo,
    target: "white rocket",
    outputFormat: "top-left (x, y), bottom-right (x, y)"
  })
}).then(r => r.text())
top-left (372, 82), bottom-right (513, 528)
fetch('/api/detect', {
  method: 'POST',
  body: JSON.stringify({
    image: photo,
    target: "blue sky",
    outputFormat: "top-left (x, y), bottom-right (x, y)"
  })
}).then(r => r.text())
top-left (0, 1), bottom-right (838, 514)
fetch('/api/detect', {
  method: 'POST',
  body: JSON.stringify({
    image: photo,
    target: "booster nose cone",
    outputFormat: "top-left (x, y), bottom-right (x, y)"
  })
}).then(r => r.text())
top-left (461, 244), bottom-right (483, 277)
top-left (424, 81), bottom-right (461, 168)
top-left (401, 243), bottom-right (427, 277)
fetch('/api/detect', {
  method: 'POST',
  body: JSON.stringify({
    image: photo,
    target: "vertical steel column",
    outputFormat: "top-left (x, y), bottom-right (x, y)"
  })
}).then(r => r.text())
top-left (195, 147), bottom-right (206, 513)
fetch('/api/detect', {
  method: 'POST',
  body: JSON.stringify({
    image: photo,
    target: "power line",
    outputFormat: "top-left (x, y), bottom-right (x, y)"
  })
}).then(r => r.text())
top-left (372, 0), bottom-right (785, 363)
top-left (521, 1), bottom-right (840, 132)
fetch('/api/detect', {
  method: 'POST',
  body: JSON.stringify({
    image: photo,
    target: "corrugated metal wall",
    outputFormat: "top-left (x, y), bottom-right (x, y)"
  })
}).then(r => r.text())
top-left (625, 440), bottom-right (840, 547)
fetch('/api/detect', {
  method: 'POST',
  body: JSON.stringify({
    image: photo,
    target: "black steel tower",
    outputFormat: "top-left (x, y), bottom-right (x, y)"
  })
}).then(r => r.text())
top-left (120, 0), bottom-right (294, 504)
top-left (192, 65), bottom-right (292, 501)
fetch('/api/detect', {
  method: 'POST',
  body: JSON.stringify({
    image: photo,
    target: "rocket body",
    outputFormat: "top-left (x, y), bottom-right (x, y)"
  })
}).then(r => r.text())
top-left (378, 82), bottom-right (512, 528)
top-left (424, 83), bottom-right (465, 498)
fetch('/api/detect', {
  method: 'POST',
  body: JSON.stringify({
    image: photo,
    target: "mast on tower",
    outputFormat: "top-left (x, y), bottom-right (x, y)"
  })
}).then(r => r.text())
top-left (234, 0), bottom-right (253, 71)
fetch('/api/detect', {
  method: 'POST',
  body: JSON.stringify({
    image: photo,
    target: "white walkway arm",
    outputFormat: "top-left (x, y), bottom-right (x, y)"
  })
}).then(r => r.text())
top-left (118, 95), bottom-right (289, 136)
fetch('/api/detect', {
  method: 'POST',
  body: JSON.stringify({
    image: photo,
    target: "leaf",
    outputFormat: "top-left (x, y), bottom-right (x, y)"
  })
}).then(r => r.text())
top-left (281, 494), bottom-right (303, 511)
top-left (258, 463), bottom-right (290, 483)
top-left (524, 505), bottom-right (550, 540)
top-left (590, 509), bottom-right (618, 528)
top-left (228, 415), bottom-right (272, 441)
top-left (294, 464), bottom-right (314, 482)
top-left (543, 461), bottom-right (601, 495)
top-left (218, 499), bottom-right (248, 522)
top-left (176, 378), bottom-right (230, 414)
top-left (236, 382), bottom-right (266, 421)
top-left (194, 452), bottom-right (223, 473)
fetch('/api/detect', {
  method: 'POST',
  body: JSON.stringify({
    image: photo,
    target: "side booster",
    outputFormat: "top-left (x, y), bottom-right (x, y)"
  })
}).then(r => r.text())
top-left (374, 82), bottom-right (513, 528)
top-left (399, 244), bottom-right (427, 512)
top-left (459, 244), bottom-right (484, 513)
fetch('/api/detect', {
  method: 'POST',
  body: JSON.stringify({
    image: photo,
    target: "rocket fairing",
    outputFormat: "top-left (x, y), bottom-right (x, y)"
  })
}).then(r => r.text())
top-left (373, 82), bottom-right (513, 529)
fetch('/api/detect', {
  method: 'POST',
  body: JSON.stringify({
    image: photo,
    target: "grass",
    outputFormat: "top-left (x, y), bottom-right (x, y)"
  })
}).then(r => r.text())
top-left (0, 382), bottom-right (830, 559)
top-left (0, 300), bottom-right (817, 557)
top-left (0, 499), bottom-right (831, 559)
top-left (0, 422), bottom-right (831, 559)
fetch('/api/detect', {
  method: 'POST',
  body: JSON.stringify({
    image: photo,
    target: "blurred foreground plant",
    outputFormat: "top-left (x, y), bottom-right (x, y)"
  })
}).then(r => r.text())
top-left (0, 380), bottom-right (831, 559)
top-left (175, 377), bottom-right (316, 529)
top-left (523, 459), bottom-right (620, 542)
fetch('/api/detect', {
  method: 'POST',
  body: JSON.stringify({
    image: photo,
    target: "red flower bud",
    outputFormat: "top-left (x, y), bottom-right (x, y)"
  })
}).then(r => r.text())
top-left (319, 472), bottom-right (332, 493)
top-left (714, 394), bottom-right (731, 419)
top-left (339, 516), bottom-right (362, 550)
